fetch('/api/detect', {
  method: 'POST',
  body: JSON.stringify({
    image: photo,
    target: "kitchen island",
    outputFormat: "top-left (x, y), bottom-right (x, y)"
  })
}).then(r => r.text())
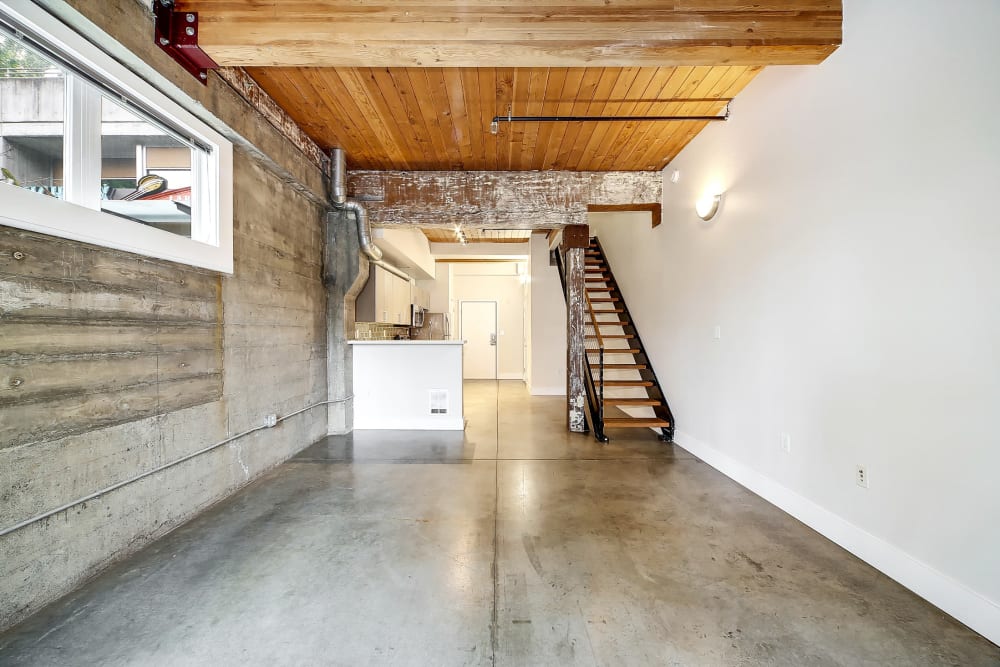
top-left (349, 340), bottom-right (465, 430)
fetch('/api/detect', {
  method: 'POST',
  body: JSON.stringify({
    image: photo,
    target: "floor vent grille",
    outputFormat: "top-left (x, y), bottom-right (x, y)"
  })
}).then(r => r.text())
top-left (430, 390), bottom-right (449, 414)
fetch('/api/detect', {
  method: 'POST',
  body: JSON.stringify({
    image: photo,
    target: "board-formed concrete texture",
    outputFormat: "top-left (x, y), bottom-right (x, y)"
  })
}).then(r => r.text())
top-left (0, 0), bottom-right (332, 632)
top-left (0, 152), bottom-right (329, 631)
top-left (1, 382), bottom-right (997, 665)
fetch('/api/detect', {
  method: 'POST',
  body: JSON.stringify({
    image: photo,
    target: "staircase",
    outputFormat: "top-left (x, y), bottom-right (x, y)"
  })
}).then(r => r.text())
top-left (558, 236), bottom-right (675, 443)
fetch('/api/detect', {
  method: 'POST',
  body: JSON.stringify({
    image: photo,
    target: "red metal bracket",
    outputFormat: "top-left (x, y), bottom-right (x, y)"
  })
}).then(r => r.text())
top-left (153, 0), bottom-right (218, 85)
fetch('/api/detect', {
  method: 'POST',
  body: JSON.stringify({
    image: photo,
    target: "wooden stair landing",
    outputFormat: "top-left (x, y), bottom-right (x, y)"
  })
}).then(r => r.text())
top-left (603, 417), bottom-right (670, 428)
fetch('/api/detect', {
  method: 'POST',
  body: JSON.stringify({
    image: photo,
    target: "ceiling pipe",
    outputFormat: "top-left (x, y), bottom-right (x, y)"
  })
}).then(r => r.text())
top-left (488, 108), bottom-right (730, 134)
top-left (329, 148), bottom-right (413, 284)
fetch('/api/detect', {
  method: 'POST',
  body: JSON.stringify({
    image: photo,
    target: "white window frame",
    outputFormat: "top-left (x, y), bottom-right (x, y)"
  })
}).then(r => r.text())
top-left (0, 2), bottom-right (233, 273)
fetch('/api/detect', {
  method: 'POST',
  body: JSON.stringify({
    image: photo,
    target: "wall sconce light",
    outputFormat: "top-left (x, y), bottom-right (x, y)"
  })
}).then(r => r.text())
top-left (696, 193), bottom-right (723, 221)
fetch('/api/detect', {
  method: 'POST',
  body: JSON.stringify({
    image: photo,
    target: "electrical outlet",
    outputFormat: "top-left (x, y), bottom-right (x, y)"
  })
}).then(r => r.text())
top-left (264, 413), bottom-right (278, 428)
top-left (856, 465), bottom-right (868, 488)
top-left (780, 433), bottom-right (791, 453)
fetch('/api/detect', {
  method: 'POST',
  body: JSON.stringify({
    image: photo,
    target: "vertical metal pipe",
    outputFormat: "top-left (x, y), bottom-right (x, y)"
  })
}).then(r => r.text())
top-left (330, 147), bottom-right (347, 205)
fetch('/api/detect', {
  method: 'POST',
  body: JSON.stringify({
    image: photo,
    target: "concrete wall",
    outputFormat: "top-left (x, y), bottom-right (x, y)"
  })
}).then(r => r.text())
top-left (0, 78), bottom-right (64, 123)
top-left (590, 0), bottom-right (1000, 645)
top-left (0, 1), bottom-right (329, 631)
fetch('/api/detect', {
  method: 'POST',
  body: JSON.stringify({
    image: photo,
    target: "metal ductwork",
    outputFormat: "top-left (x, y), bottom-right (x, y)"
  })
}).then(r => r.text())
top-left (330, 148), bottom-right (412, 283)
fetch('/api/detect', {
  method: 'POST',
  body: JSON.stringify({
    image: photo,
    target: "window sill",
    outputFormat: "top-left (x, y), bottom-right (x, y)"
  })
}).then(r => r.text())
top-left (0, 182), bottom-right (233, 273)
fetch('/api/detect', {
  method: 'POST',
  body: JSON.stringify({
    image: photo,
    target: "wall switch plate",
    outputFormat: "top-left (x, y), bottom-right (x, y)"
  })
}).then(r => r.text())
top-left (856, 465), bottom-right (868, 488)
top-left (264, 414), bottom-right (278, 428)
top-left (713, 325), bottom-right (722, 340)
top-left (780, 433), bottom-right (791, 453)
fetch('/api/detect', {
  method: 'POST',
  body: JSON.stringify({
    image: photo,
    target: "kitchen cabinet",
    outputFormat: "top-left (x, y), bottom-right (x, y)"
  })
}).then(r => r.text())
top-left (356, 265), bottom-right (412, 324)
top-left (412, 285), bottom-right (431, 310)
top-left (388, 271), bottom-right (411, 324)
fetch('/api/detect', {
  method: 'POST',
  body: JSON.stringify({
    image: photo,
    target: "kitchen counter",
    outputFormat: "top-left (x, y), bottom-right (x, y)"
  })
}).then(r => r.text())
top-left (348, 340), bottom-right (463, 345)
top-left (350, 339), bottom-right (465, 430)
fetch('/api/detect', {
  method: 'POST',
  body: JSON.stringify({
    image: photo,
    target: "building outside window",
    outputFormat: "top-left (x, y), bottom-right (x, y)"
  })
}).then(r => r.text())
top-left (0, 3), bottom-right (232, 272)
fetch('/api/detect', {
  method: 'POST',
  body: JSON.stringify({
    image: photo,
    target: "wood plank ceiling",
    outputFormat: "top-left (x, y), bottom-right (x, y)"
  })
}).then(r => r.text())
top-left (248, 66), bottom-right (760, 171)
top-left (177, 1), bottom-right (842, 172)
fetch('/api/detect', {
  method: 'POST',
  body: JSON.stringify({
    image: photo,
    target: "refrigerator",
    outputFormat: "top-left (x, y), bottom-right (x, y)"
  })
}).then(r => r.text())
top-left (411, 312), bottom-right (450, 340)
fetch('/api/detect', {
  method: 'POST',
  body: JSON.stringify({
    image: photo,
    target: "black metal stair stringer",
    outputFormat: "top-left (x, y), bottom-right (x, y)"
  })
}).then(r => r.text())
top-left (589, 237), bottom-right (676, 442)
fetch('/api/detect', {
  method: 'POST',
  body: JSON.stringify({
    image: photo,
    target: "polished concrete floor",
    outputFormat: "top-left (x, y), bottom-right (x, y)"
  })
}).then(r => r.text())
top-left (1, 381), bottom-right (997, 665)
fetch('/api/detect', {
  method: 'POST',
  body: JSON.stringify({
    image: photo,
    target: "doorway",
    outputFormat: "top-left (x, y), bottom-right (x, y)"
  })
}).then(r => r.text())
top-left (460, 300), bottom-right (498, 379)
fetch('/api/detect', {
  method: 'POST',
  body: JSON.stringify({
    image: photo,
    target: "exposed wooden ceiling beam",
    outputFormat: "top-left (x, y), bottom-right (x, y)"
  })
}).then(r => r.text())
top-left (175, 2), bottom-right (842, 68)
top-left (348, 170), bottom-right (661, 228)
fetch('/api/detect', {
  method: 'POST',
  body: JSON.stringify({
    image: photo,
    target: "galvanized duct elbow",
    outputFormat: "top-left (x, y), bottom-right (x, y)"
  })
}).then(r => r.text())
top-left (343, 199), bottom-right (382, 263)
top-left (330, 148), bottom-right (412, 283)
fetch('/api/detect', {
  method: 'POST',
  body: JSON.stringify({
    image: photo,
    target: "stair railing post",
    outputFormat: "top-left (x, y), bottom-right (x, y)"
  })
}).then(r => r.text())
top-left (584, 287), bottom-right (606, 441)
top-left (599, 349), bottom-right (605, 427)
top-left (562, 224), bottom-right (589, 433)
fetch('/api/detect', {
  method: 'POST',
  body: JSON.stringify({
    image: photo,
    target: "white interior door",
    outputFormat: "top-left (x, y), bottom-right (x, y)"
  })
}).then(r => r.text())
top-left (461, 301), bottom-right (498, 379)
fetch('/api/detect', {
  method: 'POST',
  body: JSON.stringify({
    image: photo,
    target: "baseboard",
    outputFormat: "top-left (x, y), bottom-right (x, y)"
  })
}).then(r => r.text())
top-left (528, 385), bottom-right (566, 396)
top-left (673, 431), bottom-right (1000, 647)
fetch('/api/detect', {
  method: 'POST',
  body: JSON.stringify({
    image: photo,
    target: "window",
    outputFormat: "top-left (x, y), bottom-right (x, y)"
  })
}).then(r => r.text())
top-left (0, 3), bottom-right (232, 272)
top-left (0, 31), bottom-right (65, 199)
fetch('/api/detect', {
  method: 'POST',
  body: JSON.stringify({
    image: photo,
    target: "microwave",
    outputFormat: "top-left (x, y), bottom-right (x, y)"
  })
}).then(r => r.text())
top-left (411, 304), bottom-right (426, 328)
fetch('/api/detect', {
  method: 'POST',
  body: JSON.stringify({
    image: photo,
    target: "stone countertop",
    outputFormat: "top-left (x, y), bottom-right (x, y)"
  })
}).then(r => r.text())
top-left (348, 340), bottom-right (465, 345)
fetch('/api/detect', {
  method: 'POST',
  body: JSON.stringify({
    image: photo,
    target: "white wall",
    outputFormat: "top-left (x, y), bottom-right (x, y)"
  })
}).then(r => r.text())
top-left (527, 235), bottom-right (567, 395)
top-left (590, 0), bottom-right (1000, 644)
top-left (375, 227), bottom-right (435, 280)
top-left (430, 242), bottom-right (529, 257)
top-left (451, 262), bottom-right (527, 380)
top-left (423, 261), bottom-right (450, 314)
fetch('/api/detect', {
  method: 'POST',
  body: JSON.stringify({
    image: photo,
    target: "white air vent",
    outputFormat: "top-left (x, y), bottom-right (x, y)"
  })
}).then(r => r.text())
top-left (429, 390), bottom-right (449, 415)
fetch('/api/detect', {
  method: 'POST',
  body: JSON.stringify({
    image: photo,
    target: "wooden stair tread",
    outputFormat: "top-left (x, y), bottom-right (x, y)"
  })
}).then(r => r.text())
top-left (603, 418), bottom-right (670, 428)
top-left (586, 287), bottom-right (615, 292)
top-left (590, 363), bottom-right (646, 369)
top-left (586, 334), bottom-right (634, 338)
top-left (587, 348), bottom-right (640, 353)
top-left (589, 298), bottom-right (620, 303)
top-left (587, 320), bottom-right (629, 326)
top-left (602, 398), bottom-right (662, 406)
top-left (590, 309), bottom-right (624, 313)
top-left (594, 380), bottom-right (653, 386)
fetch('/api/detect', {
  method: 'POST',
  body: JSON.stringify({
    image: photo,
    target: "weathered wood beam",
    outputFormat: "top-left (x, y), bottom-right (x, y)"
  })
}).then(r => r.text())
top-left (215, 67), bottom-right (329, 175)
top-left (347, 171), bottom-right (662, 230)
top-left (176, 1), bottom-right (842, 68)
top-left (562, 225), bottom-right (589, 433)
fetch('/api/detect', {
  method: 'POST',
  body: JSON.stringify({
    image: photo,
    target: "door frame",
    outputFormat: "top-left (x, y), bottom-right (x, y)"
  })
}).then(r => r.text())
top-left (459, 299), bottom-right (499, 380)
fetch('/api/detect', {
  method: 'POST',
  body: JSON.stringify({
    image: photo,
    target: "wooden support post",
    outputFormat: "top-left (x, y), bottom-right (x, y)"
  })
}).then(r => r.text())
top-left (563, 224), bottom-right (589, 433)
